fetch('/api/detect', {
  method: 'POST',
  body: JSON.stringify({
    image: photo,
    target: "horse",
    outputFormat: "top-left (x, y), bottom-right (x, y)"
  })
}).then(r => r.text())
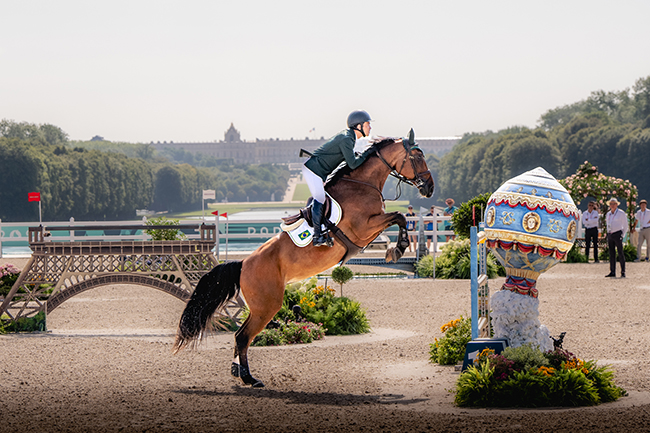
top-left (173, 132), bottom-right (435, 387)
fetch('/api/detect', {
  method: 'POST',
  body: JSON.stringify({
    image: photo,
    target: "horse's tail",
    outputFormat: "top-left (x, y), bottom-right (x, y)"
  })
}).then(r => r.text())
top-left (173, 260), bottom-right (243, 353)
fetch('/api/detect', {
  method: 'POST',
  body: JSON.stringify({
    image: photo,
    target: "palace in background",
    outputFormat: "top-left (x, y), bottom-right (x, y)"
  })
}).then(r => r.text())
top-left (150, 124), bottom-right (460, 165)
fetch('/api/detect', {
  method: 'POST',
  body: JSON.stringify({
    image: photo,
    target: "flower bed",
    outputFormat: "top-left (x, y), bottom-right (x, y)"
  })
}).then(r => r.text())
top-left (249, 277), bottom-right (370, 346)
top-left (455, 346), bottom-right (626, 407)
top-left (430, 315), bottom-right (626, 407)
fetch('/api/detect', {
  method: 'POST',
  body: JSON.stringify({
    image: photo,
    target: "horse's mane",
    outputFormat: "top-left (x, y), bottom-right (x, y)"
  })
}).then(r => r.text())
top-left (325, 137), bottom-right (396, 188)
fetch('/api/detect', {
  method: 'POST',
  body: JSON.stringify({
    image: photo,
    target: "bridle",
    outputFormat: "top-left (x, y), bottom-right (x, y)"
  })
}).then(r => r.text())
top-left (375, 139), bottom-right (429, 200)
top-left (339, 138), bottom-right (430, 201)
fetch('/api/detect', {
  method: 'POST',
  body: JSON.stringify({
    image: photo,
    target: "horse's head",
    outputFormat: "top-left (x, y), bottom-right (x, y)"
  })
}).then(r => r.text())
top-left (375, 129), bottom-right (435, 198)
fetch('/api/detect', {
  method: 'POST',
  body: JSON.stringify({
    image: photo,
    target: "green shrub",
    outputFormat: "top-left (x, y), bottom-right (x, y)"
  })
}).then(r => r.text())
top-left (451, 192), bottom-right (492, 239)
top-left (252, 320), bottom-right (325, 346)
top-left (245, 278), bottom-right (370, 346)
top-left (317, 298), bottom-right (370, 335)
top-left (0, 263), bottom-right (21, 297)
top-left (598, 243), bottom-right (637, 262)
top-left (3, 311), bottom-right (47, 333)
top-left (144, 217), bottom-right (187, 241)
top-left (331, 265), bottom-right (354, 297)
top-left (565, 242), bottom-right (588, 263)
top-left (429, 316), bottom-right (471, 365)
top-left (252, 328), bottom-right (288, 346)
top-left (415, 255), bottom-right (434, 278)
top-left (502, 344), bottom-right (549, 371)
top-left (415, 239), bottom-right (504, 279)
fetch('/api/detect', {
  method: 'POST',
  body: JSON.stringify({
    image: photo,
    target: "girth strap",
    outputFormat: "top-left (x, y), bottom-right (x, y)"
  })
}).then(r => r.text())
top-left (324, 220), bottom-right (363, 264)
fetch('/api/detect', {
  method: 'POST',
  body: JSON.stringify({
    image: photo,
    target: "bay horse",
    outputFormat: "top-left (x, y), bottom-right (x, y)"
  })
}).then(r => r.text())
top-left (173, 132), bottom-right (435, 387)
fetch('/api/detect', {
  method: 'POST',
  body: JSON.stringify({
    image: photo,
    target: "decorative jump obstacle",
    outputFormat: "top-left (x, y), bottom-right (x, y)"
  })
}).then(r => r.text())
top-left (0, 223), bottom-right (245, 327)
top-left (462, 167), bottom-right (580, 369)
top-left (462, 223), bottom-right (507, 370)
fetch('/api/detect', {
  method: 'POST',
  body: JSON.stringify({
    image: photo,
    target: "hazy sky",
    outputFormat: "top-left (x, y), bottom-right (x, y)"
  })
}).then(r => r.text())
top-left (1, 1), bottom-right (649, 143)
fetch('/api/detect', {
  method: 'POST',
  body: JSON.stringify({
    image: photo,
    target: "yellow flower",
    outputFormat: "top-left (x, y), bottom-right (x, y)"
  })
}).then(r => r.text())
top-left (536, 366), bottom-right (556, 377)
top-left (440, 317), bottom-right (463, 333)
top-left (476, 348), bottom-right (495, 363)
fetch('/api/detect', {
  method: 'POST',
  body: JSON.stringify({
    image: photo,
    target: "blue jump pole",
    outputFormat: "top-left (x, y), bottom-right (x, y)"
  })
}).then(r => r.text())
top-left (470, 225), bottom-right (478, 340)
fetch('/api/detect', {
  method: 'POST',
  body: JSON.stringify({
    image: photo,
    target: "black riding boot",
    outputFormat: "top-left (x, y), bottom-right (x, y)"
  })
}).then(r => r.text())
top-left (312, 200), bottom-right (331, 247)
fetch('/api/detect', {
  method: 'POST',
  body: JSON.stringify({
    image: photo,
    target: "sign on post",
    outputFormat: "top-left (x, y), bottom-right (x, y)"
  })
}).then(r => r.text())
top-left (202, 189), bottom-right (216, 220)
top-left (28, 192), bottom-right (42, 223)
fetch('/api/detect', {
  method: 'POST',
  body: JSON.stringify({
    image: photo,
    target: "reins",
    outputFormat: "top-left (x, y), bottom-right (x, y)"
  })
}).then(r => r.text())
top-left (339, 177), bottom-right (385, 201)
top-left (339, 138), bottom-right (428, 202)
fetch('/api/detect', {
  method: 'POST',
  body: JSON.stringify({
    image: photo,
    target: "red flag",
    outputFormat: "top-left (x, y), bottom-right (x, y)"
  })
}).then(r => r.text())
top-left (211, 210), bottom-right (219, 216)
top-left (28, 192), bottom-right (41, 202)
top-left (220, 212), bottom-right (228, 217)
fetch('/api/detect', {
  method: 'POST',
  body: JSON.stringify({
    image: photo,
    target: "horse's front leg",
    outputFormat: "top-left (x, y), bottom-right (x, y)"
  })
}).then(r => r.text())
top-left (366, 212), bottom-right (409, 263)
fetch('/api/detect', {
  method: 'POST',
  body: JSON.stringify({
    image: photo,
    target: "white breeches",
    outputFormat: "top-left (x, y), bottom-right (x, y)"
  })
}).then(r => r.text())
top-left (302, 165), bottom-right (326, 203)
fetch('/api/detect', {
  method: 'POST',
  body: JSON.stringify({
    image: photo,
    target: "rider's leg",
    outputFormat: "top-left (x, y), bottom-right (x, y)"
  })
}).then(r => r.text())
top-left (302, 165), bottom-right (330, 247)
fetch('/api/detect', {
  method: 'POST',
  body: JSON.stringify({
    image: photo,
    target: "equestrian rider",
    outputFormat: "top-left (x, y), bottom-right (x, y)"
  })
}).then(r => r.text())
top-left (302, 110), bottom-right (375, 247)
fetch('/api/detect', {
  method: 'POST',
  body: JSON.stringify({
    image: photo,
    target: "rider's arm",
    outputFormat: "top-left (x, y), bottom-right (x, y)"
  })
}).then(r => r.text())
top-left (340, 134), bottom-right (371, 170)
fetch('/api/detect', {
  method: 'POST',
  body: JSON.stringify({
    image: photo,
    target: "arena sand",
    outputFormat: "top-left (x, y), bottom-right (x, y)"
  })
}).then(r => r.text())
top-left (1, 257), bottom-right (650, 432)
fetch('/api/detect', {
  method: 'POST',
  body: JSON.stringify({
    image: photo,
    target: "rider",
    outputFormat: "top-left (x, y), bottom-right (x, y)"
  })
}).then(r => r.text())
top-left (302, 110), bottom-right (375, 247)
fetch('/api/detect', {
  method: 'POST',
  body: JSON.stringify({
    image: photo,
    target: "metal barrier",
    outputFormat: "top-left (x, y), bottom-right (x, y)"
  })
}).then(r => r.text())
top-left (1, 215), bottom-right (455, 258)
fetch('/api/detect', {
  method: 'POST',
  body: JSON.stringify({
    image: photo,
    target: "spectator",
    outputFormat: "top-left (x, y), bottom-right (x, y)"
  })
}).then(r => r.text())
top-left (633, 199), bottom-right (650, 261)
top-left (582, 201), bottom-right (600, 263)
top-left (605, 198), bottom-right (628, 278)
top-left (443, 198), bottom-right (459, 242)
top-left (405, 205), bottom-right (417, 253)
top-left (425, 206), bottom-right (436, 251)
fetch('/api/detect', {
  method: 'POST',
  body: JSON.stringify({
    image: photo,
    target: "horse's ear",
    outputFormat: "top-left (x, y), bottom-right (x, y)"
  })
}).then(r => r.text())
top-left (408, 128), bottom-right (415, 146)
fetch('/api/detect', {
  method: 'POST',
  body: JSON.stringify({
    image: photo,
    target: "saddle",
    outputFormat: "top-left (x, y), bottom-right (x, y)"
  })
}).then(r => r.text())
top-left (281, 196), bottom-right (333, 228)
top-left (280, 195), bottom-right (363, 264)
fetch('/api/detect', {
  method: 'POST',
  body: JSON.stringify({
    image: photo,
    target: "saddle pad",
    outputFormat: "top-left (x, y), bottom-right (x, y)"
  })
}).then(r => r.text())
top-left (281, 194), bottom-right (342, 247)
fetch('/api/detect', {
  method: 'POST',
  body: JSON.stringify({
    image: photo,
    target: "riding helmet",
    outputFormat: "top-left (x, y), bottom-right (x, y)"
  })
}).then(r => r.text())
top-left (347, 110), bottom-right (372, 128)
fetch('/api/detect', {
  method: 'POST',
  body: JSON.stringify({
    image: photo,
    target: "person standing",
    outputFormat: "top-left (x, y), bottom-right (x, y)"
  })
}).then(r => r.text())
top-left (605, 198), bottom-right (628, 278)
top-left (582, 201), bottom-right (600, 263)
top-left (633, 199), bottom-right (650, 261)
top-left (405, 205), bottom-right (417, 252)
top-left (443, 198), bottom-right (458, 242)
top-left (425, 206), bottom-right (437, 251)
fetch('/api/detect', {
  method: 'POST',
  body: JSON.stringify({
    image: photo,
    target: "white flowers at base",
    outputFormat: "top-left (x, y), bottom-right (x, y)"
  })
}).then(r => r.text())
top-left (491, 290), bottom-right (552, 352)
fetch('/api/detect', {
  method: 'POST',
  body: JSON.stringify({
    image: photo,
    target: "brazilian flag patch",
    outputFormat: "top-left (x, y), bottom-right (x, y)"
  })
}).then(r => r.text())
top-left (298, 230), bottom-right (311, 240)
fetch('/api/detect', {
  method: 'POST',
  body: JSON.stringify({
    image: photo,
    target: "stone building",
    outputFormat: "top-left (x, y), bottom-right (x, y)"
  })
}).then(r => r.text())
top-left (151, 123), bottom-right (459, 165)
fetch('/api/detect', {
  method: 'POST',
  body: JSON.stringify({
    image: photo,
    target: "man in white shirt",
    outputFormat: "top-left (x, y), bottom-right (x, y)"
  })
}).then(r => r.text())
top-left (605, 197), bottom-right (628, 278)
top-left (581, 201), bottom-right (600, 263)
top-left (633, 199), bottom-right (650, 262)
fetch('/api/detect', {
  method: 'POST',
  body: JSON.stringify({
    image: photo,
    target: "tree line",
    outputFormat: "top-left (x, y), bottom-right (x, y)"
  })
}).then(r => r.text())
top-left (0, 120), bottom-right (289, 221)
top-left (433, 75), bottom-right (650, 208)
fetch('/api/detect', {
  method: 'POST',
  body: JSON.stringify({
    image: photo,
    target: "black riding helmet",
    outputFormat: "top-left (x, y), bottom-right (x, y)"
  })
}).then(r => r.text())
top-left (347, 110), bottom-right (372, 137)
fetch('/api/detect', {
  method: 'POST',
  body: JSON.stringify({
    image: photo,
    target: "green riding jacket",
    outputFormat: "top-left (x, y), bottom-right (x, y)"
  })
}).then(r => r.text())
top-left (304, 128), bottom-right (372, 181)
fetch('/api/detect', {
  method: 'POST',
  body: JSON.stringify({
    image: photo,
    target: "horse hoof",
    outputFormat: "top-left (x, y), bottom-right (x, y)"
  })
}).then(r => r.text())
top-left (238, 364), bottom-right (265, 387)
top-left (242, 375), bottom-right (265, 387)
top-left (385, 247), bottom-right (402, 263)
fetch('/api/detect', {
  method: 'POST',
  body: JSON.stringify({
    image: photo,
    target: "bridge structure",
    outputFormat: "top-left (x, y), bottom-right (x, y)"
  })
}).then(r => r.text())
top-left (0, 223), bottom-right (245, 328)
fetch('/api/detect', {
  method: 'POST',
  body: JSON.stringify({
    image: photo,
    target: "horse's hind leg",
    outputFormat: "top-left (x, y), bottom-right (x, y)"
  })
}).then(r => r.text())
top-left (231, 305), bottom-right (280, 387)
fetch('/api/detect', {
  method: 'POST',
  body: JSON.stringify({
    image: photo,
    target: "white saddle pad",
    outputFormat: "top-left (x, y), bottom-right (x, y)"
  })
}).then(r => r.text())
top-left (281, 194), bottom-right (342, 247)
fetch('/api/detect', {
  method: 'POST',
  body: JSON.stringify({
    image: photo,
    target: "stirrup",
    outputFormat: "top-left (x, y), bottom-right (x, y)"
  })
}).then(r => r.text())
top-left (313, 233), bottom-right (333, 247)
